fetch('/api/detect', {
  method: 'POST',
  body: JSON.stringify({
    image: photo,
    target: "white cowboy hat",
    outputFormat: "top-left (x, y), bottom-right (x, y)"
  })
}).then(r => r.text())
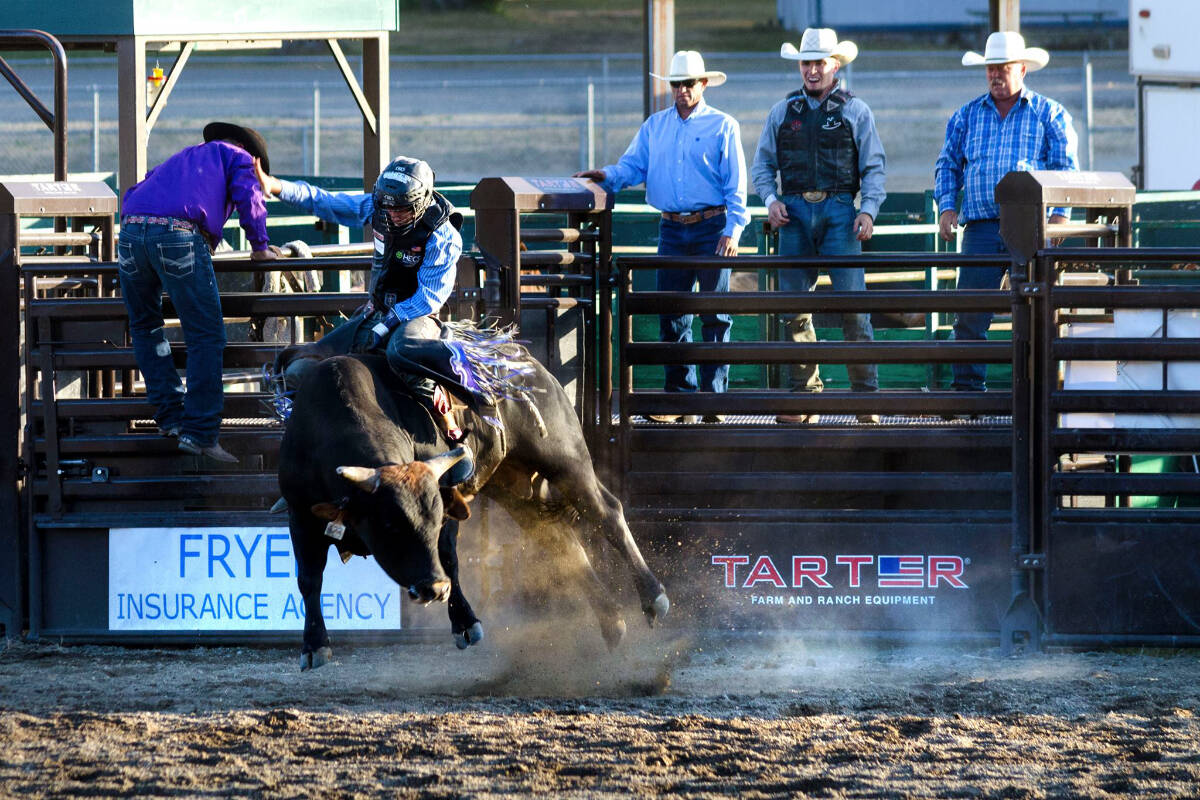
top-left (780, 28), bottom-right (858, 66)
top-left (962, 31), bottom-right (1049, 71)
top-left (650, 50), bottom-right (727, 87)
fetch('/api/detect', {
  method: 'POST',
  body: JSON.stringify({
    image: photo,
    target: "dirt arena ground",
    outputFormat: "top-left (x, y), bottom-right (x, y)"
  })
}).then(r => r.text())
top-left (2, 623), bottom-right (1199, 799)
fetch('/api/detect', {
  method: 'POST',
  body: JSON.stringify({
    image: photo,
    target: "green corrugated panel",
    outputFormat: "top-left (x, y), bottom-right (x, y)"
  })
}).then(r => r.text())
top-left (0, 0), bottom-right (397, 37)
top-left (1127, 455), bottom-right (1200, 509)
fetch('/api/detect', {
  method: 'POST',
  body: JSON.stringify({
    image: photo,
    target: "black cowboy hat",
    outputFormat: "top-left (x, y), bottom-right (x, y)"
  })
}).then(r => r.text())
top-left (203, 121), bottom-right (270, 174)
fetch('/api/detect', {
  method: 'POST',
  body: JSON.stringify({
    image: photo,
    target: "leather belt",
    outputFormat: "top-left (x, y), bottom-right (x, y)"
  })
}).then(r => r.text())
top-left (122, 215), bottom-right (198, 232)
top-left (661, 205), bottom-right (726, 224)
top-left (801, 191), bottom-right (828, 203)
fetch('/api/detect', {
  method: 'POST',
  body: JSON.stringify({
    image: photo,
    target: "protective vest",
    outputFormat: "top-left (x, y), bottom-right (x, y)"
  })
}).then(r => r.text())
top-left (370, 191), bottom-right (462, 311)
top-left (777, 88), bottom-right (860, 196)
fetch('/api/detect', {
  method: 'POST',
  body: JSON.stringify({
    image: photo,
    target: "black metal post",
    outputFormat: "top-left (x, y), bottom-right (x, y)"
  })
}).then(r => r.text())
top-left (0, 215), bottom-right (21, 637)
top-left (1002, 252), bottom-right (1042, 654)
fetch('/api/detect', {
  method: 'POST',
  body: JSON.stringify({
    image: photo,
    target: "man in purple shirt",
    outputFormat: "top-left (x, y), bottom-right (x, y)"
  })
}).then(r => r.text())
top-left (118, 121), bottom-right (276, 463)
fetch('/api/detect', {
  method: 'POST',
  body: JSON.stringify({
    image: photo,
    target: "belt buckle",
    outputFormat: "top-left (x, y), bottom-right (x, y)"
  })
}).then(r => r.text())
top-left (802, 191), bottom-right (827, 203)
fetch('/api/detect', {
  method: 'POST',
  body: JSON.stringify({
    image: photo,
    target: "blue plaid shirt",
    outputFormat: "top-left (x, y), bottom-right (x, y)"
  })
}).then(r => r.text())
top-left (934, 87), bottom-right (1079, 223)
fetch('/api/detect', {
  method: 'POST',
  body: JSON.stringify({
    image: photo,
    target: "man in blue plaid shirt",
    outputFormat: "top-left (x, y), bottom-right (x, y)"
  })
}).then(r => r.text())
top-left (935, 31), bottom-right (1079, 392)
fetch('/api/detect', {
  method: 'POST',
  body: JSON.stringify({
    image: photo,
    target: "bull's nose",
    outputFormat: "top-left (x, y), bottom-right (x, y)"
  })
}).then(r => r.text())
top-left (411, 578), bottom-right (452, 605)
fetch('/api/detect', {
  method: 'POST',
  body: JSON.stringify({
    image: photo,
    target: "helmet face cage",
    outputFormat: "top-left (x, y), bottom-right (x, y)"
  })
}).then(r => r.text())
top-left (373, 157), bottom-right (435, 235)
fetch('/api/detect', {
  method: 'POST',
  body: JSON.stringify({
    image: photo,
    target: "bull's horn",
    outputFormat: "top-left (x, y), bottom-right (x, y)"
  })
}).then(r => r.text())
top-left (269, 497), bottom-right (289, 514)
top-left (336, 465), bottom-right (381, 493)
top-left (423, 446), bottom-right (469, 480)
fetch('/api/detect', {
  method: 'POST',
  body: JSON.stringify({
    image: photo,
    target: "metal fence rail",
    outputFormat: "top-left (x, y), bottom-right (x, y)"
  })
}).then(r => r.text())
top-left (617, 244), bottom-right (1200, 648)
top-left (1021, 247), bottom-right (1200, 648)
top-left (618, 252), bottom-right (1014, 422)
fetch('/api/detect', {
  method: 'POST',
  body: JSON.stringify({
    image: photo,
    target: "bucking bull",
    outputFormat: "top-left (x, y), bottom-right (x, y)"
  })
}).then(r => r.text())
top-left (272, 322), bottom-right (669, 670)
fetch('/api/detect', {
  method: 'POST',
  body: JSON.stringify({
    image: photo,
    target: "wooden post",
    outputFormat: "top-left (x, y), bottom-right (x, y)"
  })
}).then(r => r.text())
top-left (362, 32), bottom-right (389, 194)
top-left (116, 36), bottom-right (148, 201)
top-left (990, 0), bottom-right (1020, 32)
top-left (642, 0), bottom-right (674, 119)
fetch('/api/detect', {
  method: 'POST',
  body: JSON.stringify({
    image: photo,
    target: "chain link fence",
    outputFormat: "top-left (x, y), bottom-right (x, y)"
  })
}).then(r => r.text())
top-left (0, 50), bottom-right (1136, 190)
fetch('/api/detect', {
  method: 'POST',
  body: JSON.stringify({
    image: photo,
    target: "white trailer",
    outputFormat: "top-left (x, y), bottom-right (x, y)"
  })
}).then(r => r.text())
top-left (1130, 0), bottom-right (1200, 189)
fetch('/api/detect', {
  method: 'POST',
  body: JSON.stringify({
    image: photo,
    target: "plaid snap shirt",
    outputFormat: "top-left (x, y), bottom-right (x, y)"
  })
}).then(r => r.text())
top-left (934, 86), bottom-right (1079, 224)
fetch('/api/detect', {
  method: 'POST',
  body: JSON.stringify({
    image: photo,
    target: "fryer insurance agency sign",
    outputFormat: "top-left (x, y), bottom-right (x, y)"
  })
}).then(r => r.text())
top-left (108, 527), bottom-right (401, 631)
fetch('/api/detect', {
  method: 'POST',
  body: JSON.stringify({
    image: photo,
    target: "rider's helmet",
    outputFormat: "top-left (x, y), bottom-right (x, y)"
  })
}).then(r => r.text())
top-left (372, 156), bottom-right (435, 236)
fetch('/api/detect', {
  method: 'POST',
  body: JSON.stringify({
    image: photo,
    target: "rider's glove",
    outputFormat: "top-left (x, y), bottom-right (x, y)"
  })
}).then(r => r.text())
top-left (368, 308), bottom-right (402, 350)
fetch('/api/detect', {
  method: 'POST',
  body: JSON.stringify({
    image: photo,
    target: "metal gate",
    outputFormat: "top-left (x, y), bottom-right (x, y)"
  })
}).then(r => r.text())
top-left (616, 170), bottom-right (1200, 649)
top-left (1023, 245), bottom-right (1200, 648)
top-left (616, 251), bottom-right (1017, 638)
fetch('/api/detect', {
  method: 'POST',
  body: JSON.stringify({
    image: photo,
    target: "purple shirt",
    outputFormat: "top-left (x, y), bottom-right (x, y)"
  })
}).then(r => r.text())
top-left (121, 141), bottom-right (270, 251)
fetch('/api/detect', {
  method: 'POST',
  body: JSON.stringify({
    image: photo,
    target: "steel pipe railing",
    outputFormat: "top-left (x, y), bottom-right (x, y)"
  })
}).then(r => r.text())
top-left (623, 289), bottom-right (1009, 315)
top-left (520, 228), bottom-right (597, 243)
top-left (518, 251), bottom-right (593, 267)
top-left (1045, 222), bottom-right (1120, 238)
top-left (0, 30), bottom-right (68, 181)
top-left (20, 231), bottom-right (98, 249)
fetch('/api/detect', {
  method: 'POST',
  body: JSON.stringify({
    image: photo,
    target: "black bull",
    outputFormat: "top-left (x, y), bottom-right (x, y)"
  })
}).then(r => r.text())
top-left (278, 352), bottom-right (669, 670)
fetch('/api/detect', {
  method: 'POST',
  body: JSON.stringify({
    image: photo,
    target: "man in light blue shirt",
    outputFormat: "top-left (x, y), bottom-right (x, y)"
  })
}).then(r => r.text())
top-left (751, 28), bottom-right (887, 425)
top-left (935, 31), bottom-right (1078, 393)
top-left (576, 50), bottom-right (748, 420)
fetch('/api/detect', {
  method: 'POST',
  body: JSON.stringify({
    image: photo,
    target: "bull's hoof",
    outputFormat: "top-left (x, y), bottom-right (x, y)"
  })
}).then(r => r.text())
top-left (601, 617), bottom-right (627, 651)
top-left (454, 622), bottom-right (484, 650)
top-left (299, 646), bottom-right (333, 671)
top-left (644, 592), bottom-right (670, 626)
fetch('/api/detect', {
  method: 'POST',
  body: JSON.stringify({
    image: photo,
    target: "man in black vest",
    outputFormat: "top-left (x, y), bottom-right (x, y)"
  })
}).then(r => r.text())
top-left (751, 27), bottom-right (886, 425)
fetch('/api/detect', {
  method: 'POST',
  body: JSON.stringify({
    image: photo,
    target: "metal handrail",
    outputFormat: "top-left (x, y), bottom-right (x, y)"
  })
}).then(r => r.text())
top-left (0, 30), bottom-right (68, 181)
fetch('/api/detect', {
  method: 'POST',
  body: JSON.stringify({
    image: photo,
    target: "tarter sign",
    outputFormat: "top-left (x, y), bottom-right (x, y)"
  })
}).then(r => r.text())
top-left (108, 527), bottom-right (402, 632)
top-left (710, 556), bottom-right (964, 594)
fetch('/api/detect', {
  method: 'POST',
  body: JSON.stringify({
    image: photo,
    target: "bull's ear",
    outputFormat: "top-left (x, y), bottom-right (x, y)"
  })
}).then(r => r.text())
top-left (337, 465), bottom-right (381, 493)
top-left (440, 487), bottom-right (472, 521)
top-left (311, 502), bottom-right (342, 521)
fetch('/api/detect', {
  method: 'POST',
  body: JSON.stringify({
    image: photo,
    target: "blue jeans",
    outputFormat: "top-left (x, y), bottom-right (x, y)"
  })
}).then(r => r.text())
top-left (656, 214), bottom-right (731, 394)
top-left (118, 222), bottom-right (225, 446)
top-left (776, 192), bottom-right (877, 392)
top-left (951, 220), bottom-right (1010, 391)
